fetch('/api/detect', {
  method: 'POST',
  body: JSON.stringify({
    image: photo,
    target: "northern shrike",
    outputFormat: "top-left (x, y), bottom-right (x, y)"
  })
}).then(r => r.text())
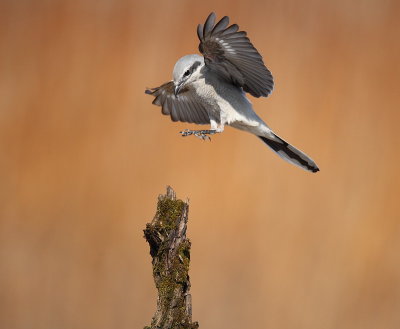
top-left (146, 13), bottom-right (319, 173)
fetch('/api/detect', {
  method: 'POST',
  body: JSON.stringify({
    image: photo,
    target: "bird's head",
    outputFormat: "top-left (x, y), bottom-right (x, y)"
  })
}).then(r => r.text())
top-left (172, 54), bottom-right (204, 96)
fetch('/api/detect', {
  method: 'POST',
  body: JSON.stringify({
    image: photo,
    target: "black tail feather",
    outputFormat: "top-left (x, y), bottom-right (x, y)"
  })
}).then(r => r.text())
top-left (259, 134), bottom-right (319, 173)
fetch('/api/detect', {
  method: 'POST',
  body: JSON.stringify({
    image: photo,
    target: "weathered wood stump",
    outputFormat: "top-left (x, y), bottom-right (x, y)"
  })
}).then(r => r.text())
top-left (144, 186), bottom-right (199, 329)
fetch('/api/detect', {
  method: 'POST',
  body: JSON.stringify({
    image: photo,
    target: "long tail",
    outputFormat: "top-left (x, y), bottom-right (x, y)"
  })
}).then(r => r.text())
top-left (259, 133), bottom-right (319, 173)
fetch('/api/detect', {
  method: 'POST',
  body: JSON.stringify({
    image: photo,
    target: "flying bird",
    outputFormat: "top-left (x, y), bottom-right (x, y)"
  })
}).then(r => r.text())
top-left (145, 13), bottom-right (319, 173)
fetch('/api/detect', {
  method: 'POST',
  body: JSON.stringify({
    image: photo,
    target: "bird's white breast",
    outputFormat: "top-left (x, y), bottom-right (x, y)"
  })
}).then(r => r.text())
top-left (192, 74), bottom-right (262, 128)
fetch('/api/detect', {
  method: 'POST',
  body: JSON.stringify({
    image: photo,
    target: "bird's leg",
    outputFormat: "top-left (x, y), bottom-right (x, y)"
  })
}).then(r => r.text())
top-left (180, 129), bottom-right (217, 141)
top-left (180, 121), bottom-right (224, 141)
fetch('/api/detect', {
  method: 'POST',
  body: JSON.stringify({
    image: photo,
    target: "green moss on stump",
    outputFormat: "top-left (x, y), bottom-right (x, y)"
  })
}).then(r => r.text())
top-left (155, 197), bottom-right (185, 231)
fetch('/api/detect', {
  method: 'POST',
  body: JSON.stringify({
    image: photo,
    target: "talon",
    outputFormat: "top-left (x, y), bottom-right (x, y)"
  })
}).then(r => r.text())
top-left (194, 132), bottom-right (205, 140)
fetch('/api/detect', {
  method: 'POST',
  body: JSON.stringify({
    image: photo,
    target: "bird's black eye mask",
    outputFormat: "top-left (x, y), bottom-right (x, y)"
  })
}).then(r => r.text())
top-left (184, 61), bottom-right (201, 79)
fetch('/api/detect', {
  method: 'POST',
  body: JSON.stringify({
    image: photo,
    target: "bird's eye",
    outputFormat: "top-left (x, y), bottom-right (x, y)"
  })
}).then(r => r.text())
top-left (183, 70), bottom-right (190, 77)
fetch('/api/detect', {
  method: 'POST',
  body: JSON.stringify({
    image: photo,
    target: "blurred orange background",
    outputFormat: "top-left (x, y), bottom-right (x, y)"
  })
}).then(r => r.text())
top-left (1, 0), bottom-right (399, 328)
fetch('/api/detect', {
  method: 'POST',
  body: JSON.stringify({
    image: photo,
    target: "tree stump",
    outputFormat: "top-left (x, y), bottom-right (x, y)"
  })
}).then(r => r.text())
top-left (144, 186), bottom-right (199, 329)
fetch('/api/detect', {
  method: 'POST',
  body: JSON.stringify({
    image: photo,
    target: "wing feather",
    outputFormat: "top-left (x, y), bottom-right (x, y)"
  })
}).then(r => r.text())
top-left (212, 16), bottom-right (229, 34)
top-left (198, 13), bottom-right (274, 98)
top-left (203, 12), bottom-right (216, 36)
top-left (145, 81), bottom-right (210, 125)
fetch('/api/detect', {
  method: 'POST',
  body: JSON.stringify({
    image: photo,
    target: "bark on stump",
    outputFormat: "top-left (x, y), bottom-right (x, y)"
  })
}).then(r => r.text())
top-left (144, 186), bottom-right (199, 329)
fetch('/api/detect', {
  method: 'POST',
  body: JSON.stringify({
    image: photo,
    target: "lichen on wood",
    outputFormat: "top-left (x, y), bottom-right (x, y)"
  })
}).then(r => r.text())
top-left (144, 186), bottom-right (199, 329)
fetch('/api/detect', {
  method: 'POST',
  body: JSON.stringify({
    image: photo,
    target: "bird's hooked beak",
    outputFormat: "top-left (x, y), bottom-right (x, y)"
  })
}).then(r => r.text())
top-left (174, 82), bottom-right (183, 97)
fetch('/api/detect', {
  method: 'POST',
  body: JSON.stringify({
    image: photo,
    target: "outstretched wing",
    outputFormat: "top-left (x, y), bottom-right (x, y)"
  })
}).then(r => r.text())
top-left (197, 12), bottom-right (274, 98)
top-left (145, 81), bottom-right (210, 124)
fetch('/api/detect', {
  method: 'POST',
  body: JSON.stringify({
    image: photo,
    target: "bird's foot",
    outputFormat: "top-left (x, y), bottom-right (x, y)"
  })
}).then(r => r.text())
top-left (180, 129), bottom-right (217, 141)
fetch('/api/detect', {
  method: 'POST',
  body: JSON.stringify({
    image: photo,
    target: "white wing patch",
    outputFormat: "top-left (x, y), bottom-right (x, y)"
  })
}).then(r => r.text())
top-left (215, 37), bottom-right (236, 54)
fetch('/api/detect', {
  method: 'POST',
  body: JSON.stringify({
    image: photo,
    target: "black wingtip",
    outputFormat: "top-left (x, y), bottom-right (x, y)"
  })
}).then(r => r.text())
top-left (145, 89), bottom-right (152, 95)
